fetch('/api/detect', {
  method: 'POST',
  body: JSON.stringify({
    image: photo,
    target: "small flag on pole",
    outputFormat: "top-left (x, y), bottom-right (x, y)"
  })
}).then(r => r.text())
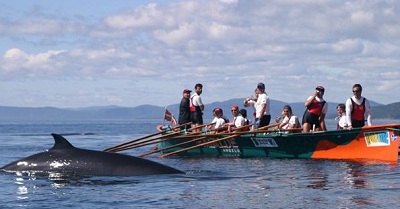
top-left (164, 108), bottom-right (177, 126)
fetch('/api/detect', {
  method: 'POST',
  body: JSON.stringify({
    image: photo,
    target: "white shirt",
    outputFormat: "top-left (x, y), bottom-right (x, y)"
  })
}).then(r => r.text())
top-left (335, 114), bottom-right (348, 129)
top-left (233, 115), bottom-right (245, 127)
top-left (211, 117), bottom-right (226, 129)
top-left (191, 93), bottom-right (203, 107)
top-left (281, 115), bottom-right (300, 129)
top-left (255, 93), bottom-right (270, 118)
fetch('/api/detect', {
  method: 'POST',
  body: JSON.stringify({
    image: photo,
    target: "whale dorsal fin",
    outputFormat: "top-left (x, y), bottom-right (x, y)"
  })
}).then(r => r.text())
top-left (51, 133), bottom-right (75, 150)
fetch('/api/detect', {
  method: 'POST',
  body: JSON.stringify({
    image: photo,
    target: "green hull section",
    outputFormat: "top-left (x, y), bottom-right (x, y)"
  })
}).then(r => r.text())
top-left (158, 129), bottom-right (360, 158)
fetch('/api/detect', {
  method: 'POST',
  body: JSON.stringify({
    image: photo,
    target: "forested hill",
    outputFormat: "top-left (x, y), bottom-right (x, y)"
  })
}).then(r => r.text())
top-left (0, 100), bottom-right (399, 121)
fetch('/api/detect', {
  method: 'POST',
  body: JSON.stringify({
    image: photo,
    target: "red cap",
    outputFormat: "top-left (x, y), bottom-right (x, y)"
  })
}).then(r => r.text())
top-left (213, 108), bottom-right (223, 115)
top-left (316, 86), bottom-right (325, 92)
top-left (183, 89), bottom-right (192, 93)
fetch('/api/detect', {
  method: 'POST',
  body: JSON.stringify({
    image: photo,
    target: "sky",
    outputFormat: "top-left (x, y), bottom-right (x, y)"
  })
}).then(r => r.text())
top-left (1, 0), bottom-right (399, 108)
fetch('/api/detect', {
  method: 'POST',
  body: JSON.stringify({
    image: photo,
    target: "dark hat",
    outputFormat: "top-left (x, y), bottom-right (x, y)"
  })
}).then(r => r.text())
top-left (183, 89), bottom-right (192, 93)
top-left (316, 86), bottom-right (325, 92)
top-left (283, 105), bottom-right (292, 113)
top-left (257, 82), bottom-right (265, 90)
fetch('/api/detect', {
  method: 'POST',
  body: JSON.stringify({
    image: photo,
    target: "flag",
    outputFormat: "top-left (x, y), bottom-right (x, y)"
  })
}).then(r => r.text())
top-left (164, 109), bottom-right (177, 126)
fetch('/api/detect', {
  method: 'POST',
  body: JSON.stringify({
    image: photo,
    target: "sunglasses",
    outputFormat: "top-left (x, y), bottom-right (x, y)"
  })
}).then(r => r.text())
top-left (352, 90), bottom-right (361, 93)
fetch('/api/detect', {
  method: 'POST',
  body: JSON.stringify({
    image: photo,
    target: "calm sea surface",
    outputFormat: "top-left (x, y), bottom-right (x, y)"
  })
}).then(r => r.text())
top-left (1, 119), bottom-right (400, 209)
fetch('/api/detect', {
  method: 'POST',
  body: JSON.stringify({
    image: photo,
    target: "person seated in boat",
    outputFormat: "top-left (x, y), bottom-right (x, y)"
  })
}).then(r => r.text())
top-left (225, 105), bottom-right (246, 132)
top-left (208, 108), bottom-right (229, 133)
top-left (302, 86), bottom-right (328, 132)
top-left (335, 103), bottom-right (348, 130)
top-left (239, 109), bottom-right (250, 128)
top-left (275, 105), bottom-right (301, 133)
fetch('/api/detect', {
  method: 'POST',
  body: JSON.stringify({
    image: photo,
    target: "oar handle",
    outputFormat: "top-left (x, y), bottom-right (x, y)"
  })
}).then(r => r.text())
top-left (159, 134), bottom-right (240, 158)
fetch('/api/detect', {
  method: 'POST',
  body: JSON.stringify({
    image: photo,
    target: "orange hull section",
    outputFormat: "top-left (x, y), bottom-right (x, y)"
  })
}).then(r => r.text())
top-left (311, 124), bottom-right (399, 162)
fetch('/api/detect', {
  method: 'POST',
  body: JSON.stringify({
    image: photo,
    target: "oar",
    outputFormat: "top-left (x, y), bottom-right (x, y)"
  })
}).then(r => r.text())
top-left (104, 131), bottom-right (183, 153)
top-left (103, 122), bottom-right (190, 152)
top-left (157, 123), bottom-right (280, 158)
top-left (158, 134), bottom-right (240, 158)
top-left (138, 136), bottom-right (208, 157)
top-left (118, 122), bottom-right (214, 149)
top-left (138, 124), bottom-right (251, 157)
top-left (104, 122), bottom-right (215, 153)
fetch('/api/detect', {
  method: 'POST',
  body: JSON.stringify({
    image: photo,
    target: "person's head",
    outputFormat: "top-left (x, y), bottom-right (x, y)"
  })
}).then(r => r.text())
top-left (182, 89), bottom-right (191, 98)
top-left (282, 105), bottom-right (292, 116)
top-left (239, 109), bottom-right (247, 118)
top-left (315, 86), bottom-right (325, 97)
top-left (254, 88), bottom-right (259, 98)
top-left (256, 82), bottom-right (265, 93)
top-left (352, 84), bottom-right (362, 98)
top-left (213, 107), bottom-right (223, 118)
top-left (336, 103), bottom-right (345, 116)
top-left (230, 105), bottom-right (239, 116)
top-left (194, 83), bottom-right (203, 95)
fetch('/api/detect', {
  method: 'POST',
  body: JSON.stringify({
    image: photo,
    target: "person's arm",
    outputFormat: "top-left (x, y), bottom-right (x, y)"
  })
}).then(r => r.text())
top-left (305, 91), bottom-right (317, 107)
top-left (194, 95), bottom-right (205, 111)
top-left (278, 117), bottom-right (289, 129)
top-left (259, 103), bottom-right (266, 118)
top-left (364, 98), bottom-right (372, 126)
top-left (345, 98), bottom-right (353, 128)
top-left (319, 102), bottom-right (328, 131)
top-left (319, 113), bottom-right (327, 131)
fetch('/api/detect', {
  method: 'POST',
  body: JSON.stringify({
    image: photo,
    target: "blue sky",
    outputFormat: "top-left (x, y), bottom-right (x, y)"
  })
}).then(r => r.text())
top-left (1, 0), bottom-right (399, 108)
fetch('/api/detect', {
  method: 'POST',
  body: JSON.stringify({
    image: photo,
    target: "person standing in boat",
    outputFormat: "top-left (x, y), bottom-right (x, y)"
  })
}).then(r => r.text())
top-left (302, 86), bottom-right (328, 132)
top-left (254, 82), bottom-right (271, 129)
top-left (335, 103), bottom-right (348, 130)
top-left (178, 89), bottom-right (192, 131)
top-left (345, 84), bottom-right (372, 128)
top-left (190, 83), bottom-right (205, 133)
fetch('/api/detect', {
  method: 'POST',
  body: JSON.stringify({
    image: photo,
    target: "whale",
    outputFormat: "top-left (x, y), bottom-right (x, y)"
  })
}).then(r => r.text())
top-left (1, 133), bottom-right (183, 176)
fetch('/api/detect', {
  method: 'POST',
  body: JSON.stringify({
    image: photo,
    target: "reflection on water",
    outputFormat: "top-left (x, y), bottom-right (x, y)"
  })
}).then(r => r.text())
top-left (1, 120), bottom-right (400, 208)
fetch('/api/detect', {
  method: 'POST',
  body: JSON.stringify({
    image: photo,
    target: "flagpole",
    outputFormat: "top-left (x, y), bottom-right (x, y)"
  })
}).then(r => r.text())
top-left (162, 107), bottom-right (166, 126)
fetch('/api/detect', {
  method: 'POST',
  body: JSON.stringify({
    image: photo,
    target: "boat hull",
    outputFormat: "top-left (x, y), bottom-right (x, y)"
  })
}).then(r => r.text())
top-left (157, 124), bottom-right (400, 162)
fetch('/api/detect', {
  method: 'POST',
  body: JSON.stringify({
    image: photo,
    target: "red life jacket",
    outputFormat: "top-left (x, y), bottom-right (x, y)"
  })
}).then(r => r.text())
top-left (351, 98), bottom-right (365, 120)
top-left (307, 99), bottom-right (325, 116)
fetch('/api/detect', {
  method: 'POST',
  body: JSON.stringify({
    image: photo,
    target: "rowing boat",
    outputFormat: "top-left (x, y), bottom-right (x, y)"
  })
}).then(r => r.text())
top-left (155, 124), bottom-right (400, 162)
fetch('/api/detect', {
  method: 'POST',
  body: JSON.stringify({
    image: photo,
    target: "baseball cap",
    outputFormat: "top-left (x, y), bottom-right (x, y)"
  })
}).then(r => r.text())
top-left (183, 89), bottom-right (192, 93)
top-left (316, 86), bottom-right (325, 92)
top-left (257, 82), bottom-right (265, 90)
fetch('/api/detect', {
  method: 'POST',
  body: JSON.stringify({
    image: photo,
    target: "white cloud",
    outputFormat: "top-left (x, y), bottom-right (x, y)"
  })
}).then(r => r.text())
top-left (0, 0), bottom-right (399, 108)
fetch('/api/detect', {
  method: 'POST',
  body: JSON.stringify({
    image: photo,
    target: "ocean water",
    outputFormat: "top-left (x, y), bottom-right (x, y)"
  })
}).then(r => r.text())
top-left (0, 119), bottom-right (400, 209)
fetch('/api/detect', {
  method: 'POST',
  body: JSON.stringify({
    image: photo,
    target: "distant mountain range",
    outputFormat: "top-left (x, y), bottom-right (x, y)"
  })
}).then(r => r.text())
top-left (0, 99), bottom-right (399, 122)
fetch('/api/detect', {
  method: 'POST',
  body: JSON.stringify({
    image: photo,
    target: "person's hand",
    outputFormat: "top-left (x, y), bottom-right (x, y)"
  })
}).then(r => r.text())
top-left (275, 117), bottom-right (280, 123)
top-left (312, 90), bottom-right (318, 97)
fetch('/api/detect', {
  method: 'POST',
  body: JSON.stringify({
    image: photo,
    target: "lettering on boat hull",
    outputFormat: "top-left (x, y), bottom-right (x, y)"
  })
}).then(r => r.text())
top-left (364, 131), bottom-right (390, 147)
top-left (221, 148), bottom-right (241, 154)
top-left (250, 137), bottom-right (278, 148)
